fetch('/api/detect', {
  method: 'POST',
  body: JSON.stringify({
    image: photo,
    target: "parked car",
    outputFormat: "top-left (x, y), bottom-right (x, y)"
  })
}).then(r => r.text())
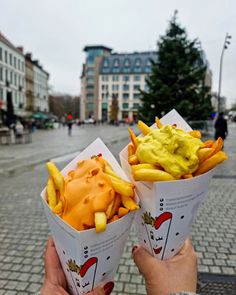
top-left (84, 118), bottom-right (95, 124)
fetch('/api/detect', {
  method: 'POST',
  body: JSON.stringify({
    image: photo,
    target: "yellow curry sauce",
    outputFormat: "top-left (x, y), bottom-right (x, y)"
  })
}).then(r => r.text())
top-left (135, 125), bottom-right (203, 179)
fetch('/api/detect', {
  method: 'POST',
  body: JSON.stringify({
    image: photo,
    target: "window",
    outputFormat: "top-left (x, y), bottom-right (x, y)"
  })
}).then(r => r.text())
top-left (133, 93), bottom-right (140, 99)
top-left (134, 67), bottom-right (142, 73)
top-left (134, 75), bottom-right (141, 81)
top-left (87, 77), bottom-right (94, 83)
top-left (103, 59), bottom-right (109, 67)
top-left (102, 75), bottom-right (109, 82)
top-left (5, 51), bottom-right (8, 63)
top-left (21, 61), bottom-right (24, 72)
top-left (102, 102), bottom-right (108, 109)
top-left (18, 59), bottom-right (20, 70)
top-left (123, 67), bottom-right (130, 73)
top-left (135, 58), bottom-right (141, 66)
top-left (10, 71), bottom-right (13, 83)
top-left (112, 68), bottom-right (120, 73)
top-left (124, 58), bottom-right (130, 67)
top-left (113, 59), bottom-right (119, 67)
top-left (144, 84), bottom-right (149, 91)
top-left (112, 75), bottom-right (119, 81)
top-left (112, 85), bottom-right (119, 91)
top-left (122, 103), bottom-right (129, 109)
top-left (9, 54), bottom-right (12, 66)
top-left (146, 59), bottom-right (152, 66)
top-left (0, 67), bottom-right (2, 81)
top-left (0, 48), bottom-right (2, 61)
top-left (133, 84), bottom-right (140, 91)
top-left (14, 57), bottom-right (16, 68)
top-left (87, 102), bottom-right (94, 111)
top-left (123, 75), bottom-right (129, 82)
top-left (0, 88), bottom-right (3, 100)
top-left (133, 103), bottom-right (140, 109)
top-left (87, 68), bottom-right (94, 75)
top-left (123, 84), bottom-right (129, 91)
top-left (87, 93), bottom-right (94, 99)
top-left (123, 93), bottom-right (129, 99)
top-left (5, 69), bottom-right (8, 82)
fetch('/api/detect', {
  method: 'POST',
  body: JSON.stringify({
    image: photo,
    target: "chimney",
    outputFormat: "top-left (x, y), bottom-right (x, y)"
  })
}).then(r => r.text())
top-left (25, 53), bottom-right (32, 60)
top-left (17, 46), bottom-right (24, 53)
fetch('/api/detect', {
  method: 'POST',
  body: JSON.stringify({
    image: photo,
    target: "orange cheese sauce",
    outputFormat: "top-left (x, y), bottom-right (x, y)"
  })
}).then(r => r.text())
top-left (61, 157), bottom-right (115, 231)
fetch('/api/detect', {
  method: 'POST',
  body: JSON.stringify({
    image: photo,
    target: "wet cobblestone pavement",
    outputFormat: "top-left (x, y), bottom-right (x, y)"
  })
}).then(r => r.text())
top-left (0, 125), bottom-right (235, 294)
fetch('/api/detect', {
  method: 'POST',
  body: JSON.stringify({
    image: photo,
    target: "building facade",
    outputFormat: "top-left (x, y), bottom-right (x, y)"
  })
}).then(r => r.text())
top-left (33, 61), bottom-right (49, 112)
top-left (98, 52), bottom-right (156, 121)
top-left (25, 53), bottom-right (34, 111)
top-left (80, 46), bottom-right (112, 121)
top-left (0, 32), bottom-right (26, 117)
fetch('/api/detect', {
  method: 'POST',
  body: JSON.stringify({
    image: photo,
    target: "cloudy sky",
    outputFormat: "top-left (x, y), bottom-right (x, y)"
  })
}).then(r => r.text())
top-left (1, 0), bottom-right (236, 106)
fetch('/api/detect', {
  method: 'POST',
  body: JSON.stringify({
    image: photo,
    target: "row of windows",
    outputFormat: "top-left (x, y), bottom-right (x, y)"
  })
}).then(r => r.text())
top-left (101, 84), bottom-right (141, 91)
top-left (101, 92), bottom-right (140, 99)
top-left (0, 67), bottom-right (24, 87)
top-left (101, 75), bottom-right (141, 82)
top-left (0, 47), bottom-right (24, 72)
top-left (103, 58), bottom-right (152, 68)
top-left (102, 67), bottom-right (151, 74)
top-left (100, 102), bottom-right (140, 110)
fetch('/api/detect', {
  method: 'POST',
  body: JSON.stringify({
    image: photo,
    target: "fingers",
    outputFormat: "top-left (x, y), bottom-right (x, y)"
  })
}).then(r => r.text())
top-left (44, 237), bottom-right (61, 278)
top-left (171, 238), bottom-right (197, 264)
top-left (132, 245), bottom-right (158, 278)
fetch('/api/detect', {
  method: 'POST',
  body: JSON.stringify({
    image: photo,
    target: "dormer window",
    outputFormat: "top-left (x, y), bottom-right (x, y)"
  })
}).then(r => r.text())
top-left (113, 59), bottom-right (119, 67)
top-left (135, 58), bottom-right (141, 66)
top-left (124, 58), bottom-right (130, 67)
top-left (103, 59), bottom-right (109, 67)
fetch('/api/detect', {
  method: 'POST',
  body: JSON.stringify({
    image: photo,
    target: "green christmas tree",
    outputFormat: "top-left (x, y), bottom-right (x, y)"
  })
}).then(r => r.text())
top-left (139, 11), bottom-right (213, 122)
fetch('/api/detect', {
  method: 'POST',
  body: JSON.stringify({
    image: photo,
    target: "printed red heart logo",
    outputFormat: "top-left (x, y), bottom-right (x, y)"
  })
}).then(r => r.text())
top-left (154, 212), bottom-right (172, 229)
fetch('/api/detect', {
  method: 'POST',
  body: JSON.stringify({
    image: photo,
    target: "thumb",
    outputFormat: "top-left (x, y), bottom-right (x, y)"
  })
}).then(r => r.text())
top-left (132, 245), bottom-right (158, 278)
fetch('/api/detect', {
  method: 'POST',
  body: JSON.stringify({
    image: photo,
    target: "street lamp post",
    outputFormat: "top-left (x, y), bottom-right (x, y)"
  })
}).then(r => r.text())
top-left (217, 33), bottom-right (231, 113)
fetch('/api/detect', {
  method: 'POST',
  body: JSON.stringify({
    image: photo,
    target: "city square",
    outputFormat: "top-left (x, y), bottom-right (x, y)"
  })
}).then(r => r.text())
top-left (0, 124), bottom-right (235, 294)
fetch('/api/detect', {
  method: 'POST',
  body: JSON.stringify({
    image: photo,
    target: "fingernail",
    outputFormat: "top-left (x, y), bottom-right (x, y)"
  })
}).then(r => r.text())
top-left (103, 281), bottom-right (114, 295)
top-left (132, 246), bottom-right (138, 254)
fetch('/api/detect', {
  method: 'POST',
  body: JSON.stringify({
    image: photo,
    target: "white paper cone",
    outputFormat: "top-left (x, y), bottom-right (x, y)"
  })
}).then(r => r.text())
top-left (41, 138), bottom-right (136, 295)
top-left (119, 109), bottom-right (216, 260)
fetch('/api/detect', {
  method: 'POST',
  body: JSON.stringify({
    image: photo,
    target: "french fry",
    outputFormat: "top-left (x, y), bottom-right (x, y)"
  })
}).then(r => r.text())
top-left (182, 174), bottom-right (193, 179)
top-left (198, 148), bottom-right (214, 163)
top-left (106, 194), bottom-right (121, 219)
top-left (208, 137), bottom-right (224, 158)
top-left (108, 175), bottom-right (135, 198)
top-left (133, 168), bottom-right (175, 181)
top-left (52, 200), bottom-right (63, 215)
top-left (194, 151), bottom-right (228, 176)
top-left (109, 215), bottom-right (119, 223)
top-left (155, 116), bottom-right (163, 129)
top-left (121, 195), bottom-right (139, 211)
top-left (118, 207), bottom-right (129, 218)
top-left (46, 162), bottom-right (64, 195)
top-left (128, 144), bottom-right (135, 157)
top-left (131, 163), bottom-right (160, 172)
top-left (188, 130), bottom-right (202, 139)
top-left (137, 120), bottom-right (151, 135)
top-left (203, 139), bottom-right (214, 148)
top-left (46, 177), bottom-right (58, 209)
top-left (128, 128), bottom-right (137, 150)
top-left (94, 212), bottom-right (107, 233)
top-left (104, 165), bottom-right (121, 180)
top-left (128, 154), bottom-right (139, 165)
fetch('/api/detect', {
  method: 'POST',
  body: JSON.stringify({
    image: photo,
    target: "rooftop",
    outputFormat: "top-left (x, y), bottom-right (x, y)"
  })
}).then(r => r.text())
top-left (0, 31), bottom-right (24, 56)
top-left (83, 45), bottom-right (112, 52)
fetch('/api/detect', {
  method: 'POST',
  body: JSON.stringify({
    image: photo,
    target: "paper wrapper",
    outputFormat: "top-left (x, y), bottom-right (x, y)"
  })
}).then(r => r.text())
top-left (120, 109), bottom-right (215, 260)
top-left (41, 138), bottom-right (136, 295)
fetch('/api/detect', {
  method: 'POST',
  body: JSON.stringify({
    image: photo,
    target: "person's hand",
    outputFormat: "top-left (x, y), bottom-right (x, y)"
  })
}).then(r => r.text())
top-left (41, 237), bottom-right (114, 295)
top-left (132, 238), bottom-right (197, 295)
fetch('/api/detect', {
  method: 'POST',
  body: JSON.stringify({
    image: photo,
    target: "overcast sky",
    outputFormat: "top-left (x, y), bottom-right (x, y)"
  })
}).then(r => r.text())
top-left (1, 0), bottom-right (236, 106)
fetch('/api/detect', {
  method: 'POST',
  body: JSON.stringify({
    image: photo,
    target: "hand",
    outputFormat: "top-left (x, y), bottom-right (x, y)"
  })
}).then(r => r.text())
top-left (41, 237), bottom-right (114, 295)
top-left (132, 238), bottom-right (197, 295)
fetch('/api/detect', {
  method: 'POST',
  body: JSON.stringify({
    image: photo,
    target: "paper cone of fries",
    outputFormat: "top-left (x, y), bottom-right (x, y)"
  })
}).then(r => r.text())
top-left (41, 138), bottom-right (137, 295)
top-left (120, 109), bottom-right (220, 260)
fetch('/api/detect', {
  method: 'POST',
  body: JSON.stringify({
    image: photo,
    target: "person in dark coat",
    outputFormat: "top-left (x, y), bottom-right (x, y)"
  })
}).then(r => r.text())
top-left (214, 112), bottom-right (228, 140)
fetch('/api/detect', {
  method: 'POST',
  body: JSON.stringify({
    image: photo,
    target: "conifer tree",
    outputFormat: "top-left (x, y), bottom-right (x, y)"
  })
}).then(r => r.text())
top-left (139, 11), bottom-right (213, 122)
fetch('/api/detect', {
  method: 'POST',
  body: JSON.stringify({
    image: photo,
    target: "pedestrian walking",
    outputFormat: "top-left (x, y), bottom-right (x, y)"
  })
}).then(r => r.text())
top-left (214, 112), bottom-right (228, 140)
